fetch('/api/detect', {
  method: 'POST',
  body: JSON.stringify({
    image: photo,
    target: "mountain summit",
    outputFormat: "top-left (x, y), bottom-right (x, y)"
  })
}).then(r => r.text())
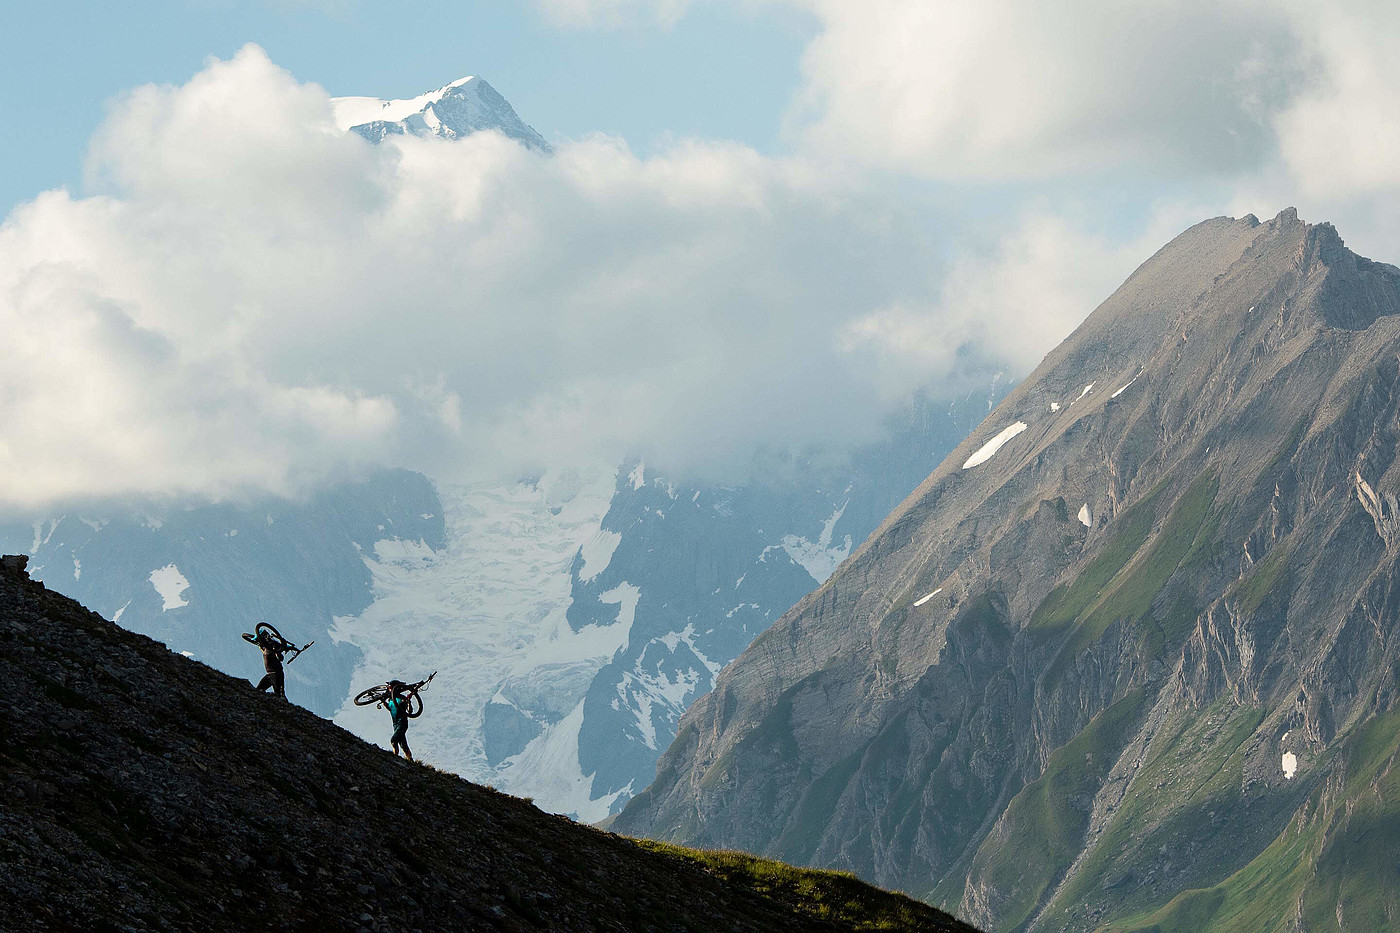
top-left (331, 76), bottom-right (550, 149)
top-left (618, 209), bottom-right (1400, 931)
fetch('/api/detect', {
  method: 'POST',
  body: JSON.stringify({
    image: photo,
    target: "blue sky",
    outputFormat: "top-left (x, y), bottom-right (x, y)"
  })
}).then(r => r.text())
top-left (2, 0), bottom-right (811, 214)
top-left (3, 0), bottom-right (1399, 506)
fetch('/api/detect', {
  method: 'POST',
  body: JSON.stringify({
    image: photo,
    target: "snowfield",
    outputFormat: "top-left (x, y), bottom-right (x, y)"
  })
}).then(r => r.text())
top-left (963, 422), bottom-right (1028, 469)
top-left (149, 564), bottom-right (190, 610)
top-left (781, 501), bottom-right (852, 583)
top-left (913, 587), bottom-right (943, 607)
top-left (331, 468), bottom-right (620, 817)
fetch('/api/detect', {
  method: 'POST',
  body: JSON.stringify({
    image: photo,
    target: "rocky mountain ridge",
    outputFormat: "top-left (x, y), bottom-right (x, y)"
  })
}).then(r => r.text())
top-left (0, 553), bottom-right (977, 932)
top-left (330, 76), bottom-right (550, 149)
top-left (2, 390), bottom-right (1002, 823)
top-left (1, 71), bottom-right (1007, 820)
top-left (617, 209), bottom-right (1400, 932)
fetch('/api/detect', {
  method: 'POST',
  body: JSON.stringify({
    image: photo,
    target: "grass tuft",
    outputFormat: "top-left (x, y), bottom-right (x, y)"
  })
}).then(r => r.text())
top-left (634, 839), bottom-right (978, 931)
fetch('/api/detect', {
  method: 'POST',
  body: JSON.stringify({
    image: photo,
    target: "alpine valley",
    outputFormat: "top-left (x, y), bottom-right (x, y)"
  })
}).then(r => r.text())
top-left (616, 208), bottom-right (1400, 932)
top-left (0, 77), bottom-right (1007, 824)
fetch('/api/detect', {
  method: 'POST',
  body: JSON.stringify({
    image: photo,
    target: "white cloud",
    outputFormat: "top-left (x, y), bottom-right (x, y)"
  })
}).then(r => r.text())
top-left (0, 44), bottom-right (1022, 509)
top-left (16, 7), bottom-right (1400, 514)
top-left (788, 0), bottom-right (1302, 180)
top-left (1272, 1), bottom-right (1400, 200)
top-left (838, 204), bottom-right (1211, 397)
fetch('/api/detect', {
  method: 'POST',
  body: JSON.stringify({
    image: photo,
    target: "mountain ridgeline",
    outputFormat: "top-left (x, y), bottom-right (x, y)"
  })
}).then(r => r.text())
top-left (616, 209), bottom-right (1400, 932)
top-left (0, 555), bottom-right (978, 932)
top-left (0, 75), bottom-right (1011, 821)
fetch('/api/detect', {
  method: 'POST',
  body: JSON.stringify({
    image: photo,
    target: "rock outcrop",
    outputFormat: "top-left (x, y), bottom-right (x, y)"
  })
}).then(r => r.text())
top-left (0, 555), bottom-right (976, 931)
top-left (617, 209), bottom-right (1400, 932)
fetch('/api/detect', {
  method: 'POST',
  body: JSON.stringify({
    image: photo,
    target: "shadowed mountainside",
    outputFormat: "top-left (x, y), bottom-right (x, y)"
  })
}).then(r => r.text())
top-left (618, 209), bottom-right (1400, 933)
top-left (0, 554), bottom-right (977, 932)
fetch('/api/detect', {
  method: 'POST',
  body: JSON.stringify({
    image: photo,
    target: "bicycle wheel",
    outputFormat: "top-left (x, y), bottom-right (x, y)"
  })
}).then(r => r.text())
top-left (404, 692), bottom-right (424, 719)
top-left (241, 632), bottom-right (259, 645)
top-left (353, 685), bottom-right (389, 706)
top-left (255, 621), bottom-right (286, 644)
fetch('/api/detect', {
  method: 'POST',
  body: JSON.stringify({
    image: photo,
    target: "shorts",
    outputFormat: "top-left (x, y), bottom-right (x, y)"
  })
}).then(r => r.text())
top-left (256, 669), bottom-right (285, 698)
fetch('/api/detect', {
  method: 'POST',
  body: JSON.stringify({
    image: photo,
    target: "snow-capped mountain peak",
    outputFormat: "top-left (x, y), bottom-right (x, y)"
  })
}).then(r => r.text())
top-left (331, 75), bottom-right (550, 150)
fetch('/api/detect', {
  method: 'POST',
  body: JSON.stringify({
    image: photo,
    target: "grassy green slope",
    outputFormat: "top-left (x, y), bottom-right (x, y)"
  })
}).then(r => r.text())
top-left (1102, 711), bottom-right (1400, 933)
top-left (1031, 699), bottom-right (1266, 930)
top-left (959, 689), bottom-right (1151, 933)
top-left (637, 840), bottom-right (983, 932)
top-left (1032, 473), bottom-right (1218, 687)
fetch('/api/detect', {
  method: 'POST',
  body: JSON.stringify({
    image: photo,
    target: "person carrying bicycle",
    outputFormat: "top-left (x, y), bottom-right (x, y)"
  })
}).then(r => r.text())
top-left (385, 681), bottom-right (414, 761)
top-left (252, 629), bottom-right (289, 700)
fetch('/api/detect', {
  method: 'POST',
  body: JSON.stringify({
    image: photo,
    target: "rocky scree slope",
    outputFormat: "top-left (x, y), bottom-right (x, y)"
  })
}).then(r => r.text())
top-left (617, 209), bottom-right (1400, 932)
top-left (0, 555), bottom-right (976, 932)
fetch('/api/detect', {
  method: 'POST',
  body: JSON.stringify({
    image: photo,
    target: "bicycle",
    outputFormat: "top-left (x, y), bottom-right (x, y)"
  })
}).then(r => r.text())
top-left (353, 671), bottom-right (437, 718)
top-left (241, 621), bottom-right (314, 665)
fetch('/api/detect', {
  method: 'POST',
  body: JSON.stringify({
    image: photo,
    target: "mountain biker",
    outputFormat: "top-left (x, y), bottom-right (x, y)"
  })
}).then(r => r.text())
top-left (385, 681), bottom-right (414, 761)
top-left (252, 629), bottom-right (288, 700)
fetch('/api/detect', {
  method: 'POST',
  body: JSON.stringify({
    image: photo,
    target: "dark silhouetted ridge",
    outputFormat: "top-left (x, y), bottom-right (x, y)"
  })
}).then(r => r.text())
top-left (0, 555), bottom-right (978, 932)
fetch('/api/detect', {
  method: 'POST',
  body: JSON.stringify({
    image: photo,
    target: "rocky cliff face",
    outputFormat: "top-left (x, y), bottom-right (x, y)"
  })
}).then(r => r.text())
top-left (0, 553), bottom-right (976, 932)
top-left (617, 209), bottom-right (1400, 932)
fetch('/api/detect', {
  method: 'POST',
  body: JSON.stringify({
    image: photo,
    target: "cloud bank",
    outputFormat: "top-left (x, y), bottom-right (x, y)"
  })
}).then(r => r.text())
top-left (10, 0), bottom-right (1400, 511)
top-left (3, 45), bottom-right (1093, 509)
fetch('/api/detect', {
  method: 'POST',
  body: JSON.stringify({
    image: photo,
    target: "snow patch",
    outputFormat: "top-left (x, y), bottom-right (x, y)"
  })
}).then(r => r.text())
top-left (149, 564), bottom-right (190, 610)
top-left (372, 537), bottom-right (436, 564)
top-left (780, 500), bottom-right (852, 583)
top-left (962, 422), bottom-right (1028, 469)
top-left (72, 556), bottom-right (81, 581)
top-left (330, 76), bottom-right (477, 130)
top-left (628, 462), bottom-right (646, 490)
top-left (578, 529), bottom-right (622, 582)
top-left (1078, 503), bottom-right (1092, 528)
top-left (31, 519), bottom-right (60, 554)
top-left (1111, 368), bottom-right (1144, 399)
top-left (112, 600), bottom-right (131, 622)
top-left (599, 582), bottom-right (641, 634)
top-left (612, 633), bottom-right (713, 755)
top-left (1050, 402), bottom-right (1061, 412)
top-left (494, 700), bottom-right (632, 823)
top-left (1076, 383), bottom-right (1095, 401)
top-left (913, 588), bottom-right (943, 607)
top-left (660, 624), bottom-right (721, 676)
top-left (1281, 751), bottom-right (1297, 779)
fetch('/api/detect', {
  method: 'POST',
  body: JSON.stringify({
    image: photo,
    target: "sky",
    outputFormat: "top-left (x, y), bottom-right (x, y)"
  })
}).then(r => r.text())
top-left (3, 0), bottom-right (1400, 510)
top-left (1, 0), bottom-right (812, 214)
